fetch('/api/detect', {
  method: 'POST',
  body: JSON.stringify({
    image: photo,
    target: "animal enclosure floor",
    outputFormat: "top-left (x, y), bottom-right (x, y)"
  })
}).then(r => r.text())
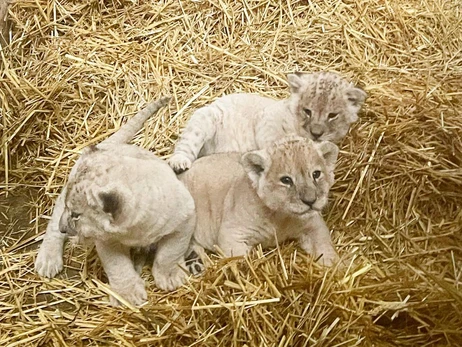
top-left (1, 0), bottom-right (461, 346)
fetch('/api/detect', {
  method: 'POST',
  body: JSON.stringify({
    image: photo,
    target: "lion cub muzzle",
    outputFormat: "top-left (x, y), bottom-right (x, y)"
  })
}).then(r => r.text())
top-left (299, 186), bottom-right (317, 208)
top-left (308, 123), bottom-right (326, 140)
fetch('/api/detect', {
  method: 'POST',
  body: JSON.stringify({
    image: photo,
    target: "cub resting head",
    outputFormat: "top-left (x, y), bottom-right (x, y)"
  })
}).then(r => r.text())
top-left (180, 136), bottom-right (340, 266)
top-left (242, 136), bottom-right (337, 217)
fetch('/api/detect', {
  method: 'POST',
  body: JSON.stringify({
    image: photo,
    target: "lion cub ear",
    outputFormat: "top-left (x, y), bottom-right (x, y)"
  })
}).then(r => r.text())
top-left (345, 87), bottom-right (367, 108)
top-left (287, 72), bottom-right (305, 94)
top-left (82, 145), bottom-right (99, 155)
top-left (98, 191), bottom-right (122, 221)
top-left (241, 150), bottom-right (270, 186)
top-left (315, 141), bottom-right (339, 171)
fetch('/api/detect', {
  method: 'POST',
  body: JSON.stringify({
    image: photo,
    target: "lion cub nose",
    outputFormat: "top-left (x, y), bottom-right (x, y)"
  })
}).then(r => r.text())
top-left (301, 196), bottom-right (317, 207)
top-left (310, 124), bottom-right (325, 140)
top-left (59, 213), bottom-right (77, 236)
top-left (310, 129), bottom-right (324, 140)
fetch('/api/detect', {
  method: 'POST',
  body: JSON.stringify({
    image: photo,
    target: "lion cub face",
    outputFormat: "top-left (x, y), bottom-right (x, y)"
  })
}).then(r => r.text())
top-left (241, 137), bottom-right (338, 217)
top-left (287, 71), bottom-right (367, 143)
top-left (59, 150), bottom-right (123, 243)
top-left (59, 187), bottom-right (120, 243)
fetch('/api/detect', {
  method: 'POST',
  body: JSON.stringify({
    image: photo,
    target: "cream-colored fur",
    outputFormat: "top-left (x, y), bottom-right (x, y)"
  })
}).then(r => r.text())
top-left (179, 136), bottom-right (340, 266)
top-left (60, 144), bottom-right (195, 305)
top-left (34, 97), bottom-right (195, 305)
top-left (169, 71), bottom-right (366, 173)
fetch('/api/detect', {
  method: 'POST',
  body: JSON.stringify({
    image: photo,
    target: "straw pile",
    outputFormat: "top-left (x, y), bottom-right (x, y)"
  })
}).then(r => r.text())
top-left (1, 0), bottom-right (461, 345)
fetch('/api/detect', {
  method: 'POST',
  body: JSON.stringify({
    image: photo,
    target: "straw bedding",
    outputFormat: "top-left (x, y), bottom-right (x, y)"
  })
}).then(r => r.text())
top-left (1, 0), bottom-right (461, 345)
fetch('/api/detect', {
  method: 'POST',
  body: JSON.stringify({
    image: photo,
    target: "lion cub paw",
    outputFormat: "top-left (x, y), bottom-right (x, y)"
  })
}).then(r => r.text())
top-left (317, 249), bottom-right (340, 267)
top-left (168, 154), bottom-right (192, 173)
top-left (185, 251), bottom-right (205, 276)
top-left (153, 264), bottom-right (187, 291)
top-left (35, 245), bottom-right (64, 278)
top-left (110, 276), bottom-right (147, 307)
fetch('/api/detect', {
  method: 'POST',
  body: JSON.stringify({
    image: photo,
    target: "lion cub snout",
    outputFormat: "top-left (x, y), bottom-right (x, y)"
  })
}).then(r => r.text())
top-left (299, 183), bottom-right (318, 208)
top-left (300, 195), bottom-right (316, 208)
top-left (308, 123), bottom-right (325, 140)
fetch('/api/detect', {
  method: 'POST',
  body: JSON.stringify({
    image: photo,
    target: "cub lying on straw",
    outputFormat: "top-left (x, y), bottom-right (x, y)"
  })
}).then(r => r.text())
top-left (179, 136), bottom-right (340, 266)
top-left (35, 97), bottom-right (195, 306)
top-left (169, 71), bottom-right (366, 173)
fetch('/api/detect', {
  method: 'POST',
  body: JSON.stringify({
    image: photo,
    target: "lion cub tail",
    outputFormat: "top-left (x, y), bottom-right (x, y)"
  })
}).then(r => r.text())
top-left (101, 96), bottom-right (171, 145)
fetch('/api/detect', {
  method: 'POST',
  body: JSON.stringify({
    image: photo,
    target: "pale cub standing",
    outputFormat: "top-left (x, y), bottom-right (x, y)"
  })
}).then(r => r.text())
top-left (35, 97), bottom-right (195, 306)
top-left (179, 136), bottom-right (340, 266)
top-left (169, 71), bottom-right (366, 173)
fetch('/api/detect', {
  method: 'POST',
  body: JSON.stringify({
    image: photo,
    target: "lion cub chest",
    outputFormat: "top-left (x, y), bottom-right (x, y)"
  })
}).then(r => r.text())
top-left (179, 153), bottom-right (245, 249)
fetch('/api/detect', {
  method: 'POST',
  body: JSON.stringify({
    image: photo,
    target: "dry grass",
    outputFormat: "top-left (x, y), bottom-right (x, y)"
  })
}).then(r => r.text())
top-left (1, 0), bottom-right (462, 346)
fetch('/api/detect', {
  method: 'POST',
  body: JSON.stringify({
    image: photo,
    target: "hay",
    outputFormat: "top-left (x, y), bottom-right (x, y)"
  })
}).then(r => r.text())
top-left (1, 0), bottom-right (461, 345)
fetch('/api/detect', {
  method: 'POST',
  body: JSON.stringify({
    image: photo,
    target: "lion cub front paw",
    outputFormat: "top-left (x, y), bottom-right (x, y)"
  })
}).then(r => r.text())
top-left (168, 154), bottom-right (192, 173)
top-left (317, 249), bottom-right (340, 267)
top-left (35, 244), bottom-right (64, 278)
top-left (110, 276), bottom-right (147, 307)
top-left (153, 263), bottom-right (187, 291)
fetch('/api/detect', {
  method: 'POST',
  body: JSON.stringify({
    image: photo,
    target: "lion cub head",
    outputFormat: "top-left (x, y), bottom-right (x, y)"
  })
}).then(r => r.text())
top-left (287, 71), bottom-right (367, 143)
top-left (59, 147), bottom-right (125, 243)
top-left (241, 136), bottom-right (338, 217)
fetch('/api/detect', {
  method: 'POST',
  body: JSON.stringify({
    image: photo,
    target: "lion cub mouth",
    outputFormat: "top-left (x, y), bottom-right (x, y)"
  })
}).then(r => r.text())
top-left (293, 207), bottom-right (319, 216)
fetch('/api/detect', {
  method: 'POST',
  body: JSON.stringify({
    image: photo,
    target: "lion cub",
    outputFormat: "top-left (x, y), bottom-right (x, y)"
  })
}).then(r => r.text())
top-left (179, 136), bottom-right (340, 266)
top-left (35, 97), bottom-right (195, 306)
top-left (169, 71), bottom-right (366, 173)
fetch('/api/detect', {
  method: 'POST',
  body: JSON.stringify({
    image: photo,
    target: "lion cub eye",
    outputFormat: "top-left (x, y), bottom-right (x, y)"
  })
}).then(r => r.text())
top-left (327, 112), bottom-right (339, 120)
top-left (312, 171), bottom-right (322, 180)
top-left (71, 212), bottom-right (81, 220)
top-left (280, 176), bottom-right (294, 186)
top-left (303, 108), bottom-right (312, 117)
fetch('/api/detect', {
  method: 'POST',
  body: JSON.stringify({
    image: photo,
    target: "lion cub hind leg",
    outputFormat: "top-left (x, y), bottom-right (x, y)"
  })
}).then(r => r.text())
top-left (95, 240), bottom-right (147, 307)
top-left (152, 218), bottom-right (195, 291)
